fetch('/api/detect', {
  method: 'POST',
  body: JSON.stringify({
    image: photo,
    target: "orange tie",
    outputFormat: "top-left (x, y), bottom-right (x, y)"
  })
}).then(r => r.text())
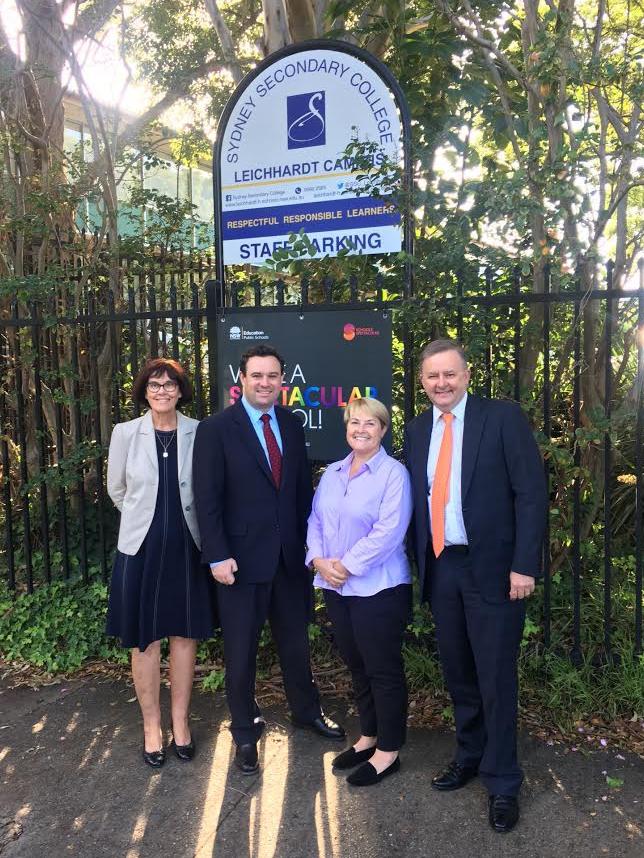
top-left (431, 412), bottom-right (454, 557)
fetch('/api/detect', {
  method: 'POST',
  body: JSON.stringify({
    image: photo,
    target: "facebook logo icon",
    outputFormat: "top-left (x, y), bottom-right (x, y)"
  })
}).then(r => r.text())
top-left (287, 92), bottom-right (326, 150)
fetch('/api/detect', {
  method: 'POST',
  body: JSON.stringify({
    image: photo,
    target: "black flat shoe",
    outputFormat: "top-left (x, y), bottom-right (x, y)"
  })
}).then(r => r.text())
top-left (293, 714), bottom-right (346, 740)
top-left (235, 742), bottom-right (259, 775)
top-left (431, 760), bottom-right (478, 791)
top-left (172, 736), bottom-right (196, 761)
top-left (332, 746), bottom-right (376, 770)
top-left (347, 757), bottom-right (400, 787)
top-left (142, 746), bottom-right (165, 768)
top-left (488, 794), bottom-right (519, 833)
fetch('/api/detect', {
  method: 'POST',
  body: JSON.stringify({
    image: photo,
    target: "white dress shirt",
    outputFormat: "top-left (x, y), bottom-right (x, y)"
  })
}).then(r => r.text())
top-left (426, 392), bottom-right (469, 546)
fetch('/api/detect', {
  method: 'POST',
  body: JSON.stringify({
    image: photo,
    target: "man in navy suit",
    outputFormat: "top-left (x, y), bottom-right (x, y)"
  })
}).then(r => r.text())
top-left (404, 339), bottom-right (546, 832)
top-left (193, 344), bottom-right (344, 774)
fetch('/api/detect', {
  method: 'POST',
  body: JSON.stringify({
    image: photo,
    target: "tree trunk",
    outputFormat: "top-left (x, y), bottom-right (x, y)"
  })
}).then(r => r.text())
top-left (262, 0), bottom-right (291, 54)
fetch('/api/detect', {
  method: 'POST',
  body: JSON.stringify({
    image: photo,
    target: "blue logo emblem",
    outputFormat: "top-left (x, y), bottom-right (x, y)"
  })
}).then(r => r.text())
top-left (287, 92), bottom-right (326, 150)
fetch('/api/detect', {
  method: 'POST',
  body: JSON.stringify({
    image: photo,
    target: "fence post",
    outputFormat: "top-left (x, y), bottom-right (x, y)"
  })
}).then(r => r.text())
top-left (205, 279), bottom-right (220, 413)
top-left (634, 258), bottom-right (643, 657)
top-left (604, 260), bottom-right (614, 660)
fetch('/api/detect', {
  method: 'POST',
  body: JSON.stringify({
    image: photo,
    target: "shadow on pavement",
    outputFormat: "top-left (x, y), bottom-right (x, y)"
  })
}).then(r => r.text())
top-left (0, 677), bottom-right (642, 857)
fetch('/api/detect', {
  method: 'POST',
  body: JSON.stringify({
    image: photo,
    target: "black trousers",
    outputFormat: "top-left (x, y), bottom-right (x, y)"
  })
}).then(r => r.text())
top-left (217, 561), bottom-right (321, 745)
top-left (324, 584), bottom-right (411, 752)
top-left (426, 546), bottom-right (526, 796)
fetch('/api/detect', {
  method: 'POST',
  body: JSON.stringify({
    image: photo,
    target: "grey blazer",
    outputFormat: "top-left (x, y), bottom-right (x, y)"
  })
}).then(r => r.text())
top-left (106, 410), bottom-right (201, 555)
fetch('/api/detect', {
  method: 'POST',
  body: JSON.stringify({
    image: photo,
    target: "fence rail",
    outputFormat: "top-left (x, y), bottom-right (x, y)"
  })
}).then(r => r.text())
top-left (1, 252), bottom-right (642, 662)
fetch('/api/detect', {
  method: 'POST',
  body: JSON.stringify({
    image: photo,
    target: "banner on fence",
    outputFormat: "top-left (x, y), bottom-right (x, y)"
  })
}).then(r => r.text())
top-left (215, 42), bottom-right (404, 266)
top-left (217, 308), bottom-right (392, 460)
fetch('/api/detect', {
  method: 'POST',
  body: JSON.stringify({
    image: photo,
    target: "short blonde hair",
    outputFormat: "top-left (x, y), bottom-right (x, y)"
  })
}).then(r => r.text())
top-left (343, 396), bottom-right (390, 430)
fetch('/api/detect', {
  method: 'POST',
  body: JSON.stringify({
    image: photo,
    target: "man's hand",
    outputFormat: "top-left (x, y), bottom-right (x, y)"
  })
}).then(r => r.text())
top-left (312, 557), bottom-right (349, 588)
top-left (509, 571), bottom-right (535, 600)
top-left (211, 558), bottom-right (237, 586)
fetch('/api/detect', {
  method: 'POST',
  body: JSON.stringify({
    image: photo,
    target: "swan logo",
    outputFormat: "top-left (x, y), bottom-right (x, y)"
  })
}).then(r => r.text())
top-left (287, 91), bottom-right (326, 150)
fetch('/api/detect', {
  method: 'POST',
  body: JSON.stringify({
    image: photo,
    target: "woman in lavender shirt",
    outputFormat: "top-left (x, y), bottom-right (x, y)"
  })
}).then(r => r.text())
top-left (306, 397), bottom-right (413, 787)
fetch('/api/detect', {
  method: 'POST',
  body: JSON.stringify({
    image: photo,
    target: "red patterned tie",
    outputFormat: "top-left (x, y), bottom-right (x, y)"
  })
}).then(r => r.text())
top-left (260, 413), bottom-right (282, 488)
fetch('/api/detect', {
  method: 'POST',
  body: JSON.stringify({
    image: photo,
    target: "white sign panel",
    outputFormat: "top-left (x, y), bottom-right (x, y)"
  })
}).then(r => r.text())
top-left (218, 47), bottom-right (403, 265)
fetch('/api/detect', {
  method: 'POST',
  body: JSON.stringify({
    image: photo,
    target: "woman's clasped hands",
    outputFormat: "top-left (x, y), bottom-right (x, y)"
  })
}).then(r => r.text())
top-left (313, 557), bottom-right (350, 589)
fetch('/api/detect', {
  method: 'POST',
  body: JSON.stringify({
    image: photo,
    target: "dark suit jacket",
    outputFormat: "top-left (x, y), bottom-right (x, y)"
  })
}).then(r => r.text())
top-left (404, 394), bottom-right (547, 602)
top-left (193, 400), bottom-right (313, 585)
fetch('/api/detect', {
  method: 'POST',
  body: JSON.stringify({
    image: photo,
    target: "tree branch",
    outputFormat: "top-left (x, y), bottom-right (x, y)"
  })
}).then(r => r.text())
top-left (434, 0), bottom-right (537, 97)
top-left (72, 0), bottom-right (122, 41)
top-left (204, 0), bottom-right (244, 84)
top-left (591, 0), bottom-right (606, 61)
top-left (593, 88), bottom-right (630, 145)
top-left (593, 180), bottom-right (644, 244)
top-left (117, 58), bottom-right (225, 150)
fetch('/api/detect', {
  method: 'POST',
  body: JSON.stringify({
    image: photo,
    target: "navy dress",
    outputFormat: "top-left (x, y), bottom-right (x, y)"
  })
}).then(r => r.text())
top-left (106, 430), bottom-right (214, 651)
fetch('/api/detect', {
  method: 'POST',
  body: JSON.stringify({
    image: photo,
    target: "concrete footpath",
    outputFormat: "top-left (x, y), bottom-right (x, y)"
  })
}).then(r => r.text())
top-left (0, 677), bottom-right (642, 858)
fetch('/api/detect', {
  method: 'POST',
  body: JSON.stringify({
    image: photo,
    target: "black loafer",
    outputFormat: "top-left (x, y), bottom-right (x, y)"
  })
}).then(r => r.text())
top-left (293, 714), bottom-right (346, 740)
top-left (488, 794), bottom-right (519, 833)
top-left (172, 736), bottom-right (196, 761)
top-left (347, 757), bottom-right (400, 787)
top-left (235, 742), bottom-right (259, 775)
top-left (431, 760), bottom-right (478, 791)
top-left (142, 747), bottom-right (165, 768)
top-left (332, 746), bottom-right (376, 770)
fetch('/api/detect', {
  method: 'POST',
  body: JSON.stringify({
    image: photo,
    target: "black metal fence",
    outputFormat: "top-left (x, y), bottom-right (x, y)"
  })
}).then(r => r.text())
top-left (1, 252), bottom-right (642, 661)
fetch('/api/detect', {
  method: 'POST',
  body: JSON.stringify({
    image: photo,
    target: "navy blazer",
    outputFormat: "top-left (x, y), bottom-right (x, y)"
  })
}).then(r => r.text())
top-left (193, 400), bottom-right (313, 584)
top-left (404, 394), bottom-right (547, 602)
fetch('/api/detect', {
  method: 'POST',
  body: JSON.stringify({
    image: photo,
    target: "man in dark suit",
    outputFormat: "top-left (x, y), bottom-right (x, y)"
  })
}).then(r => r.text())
top-left (193, 344), bottom-right (344, 774)
top-left (404, 339), bottom-right (547, 833)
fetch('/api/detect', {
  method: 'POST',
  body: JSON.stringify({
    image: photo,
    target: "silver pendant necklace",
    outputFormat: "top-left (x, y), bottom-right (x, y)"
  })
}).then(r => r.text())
top-left (155, 430), bottom-right (176, 458)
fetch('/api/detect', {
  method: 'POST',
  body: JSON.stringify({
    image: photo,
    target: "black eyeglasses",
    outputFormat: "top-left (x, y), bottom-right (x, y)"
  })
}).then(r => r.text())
top-left (147, 380), bottom-right (178, 393)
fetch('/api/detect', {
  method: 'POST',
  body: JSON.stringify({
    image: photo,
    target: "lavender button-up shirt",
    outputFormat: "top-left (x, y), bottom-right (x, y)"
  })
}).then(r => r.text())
top-left (305, 447), bottom-right (413, 597)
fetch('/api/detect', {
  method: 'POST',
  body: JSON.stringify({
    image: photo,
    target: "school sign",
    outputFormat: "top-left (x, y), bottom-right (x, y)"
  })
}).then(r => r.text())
top-left (217, 308), bottom-right (393, 461)
top-left (214, 41), bottom-right (406, 268)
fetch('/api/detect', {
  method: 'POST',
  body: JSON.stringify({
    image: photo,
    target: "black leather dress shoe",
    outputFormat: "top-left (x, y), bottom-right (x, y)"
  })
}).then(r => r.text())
top-left (235, 742), bottom-right (259, 775)
top-left (172, 736), bottom-right (196, 761)
top-left (431, 761), bottom-right (478, 791)
top-left (332, 746), bottom-right (376, 770)
top-left (488, 794), bottom-right (519, 833)
top-left (347, 757), bottom-right (400, 787)
top-left (293, 714), bottom-right (346, 740)
top-left (142, 747), bottom-right (165, 768)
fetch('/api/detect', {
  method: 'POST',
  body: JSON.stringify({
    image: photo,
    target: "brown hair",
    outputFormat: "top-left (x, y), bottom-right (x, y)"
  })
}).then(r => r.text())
top-left (418, 339), bottom-right (468, 370)
top-left (239, 344), bottom-right (285, 375)
top-left (132, 358), bottom-right (193, 408)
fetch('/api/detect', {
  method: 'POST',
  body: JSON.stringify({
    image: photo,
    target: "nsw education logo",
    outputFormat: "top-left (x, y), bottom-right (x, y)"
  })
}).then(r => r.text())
top-left (287, 91), bottom-right (326, 150)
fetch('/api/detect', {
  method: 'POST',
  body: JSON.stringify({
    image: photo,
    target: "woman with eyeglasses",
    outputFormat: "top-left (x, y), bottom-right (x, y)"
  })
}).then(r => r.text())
top-left (106, 358), bottom-right (214, 768)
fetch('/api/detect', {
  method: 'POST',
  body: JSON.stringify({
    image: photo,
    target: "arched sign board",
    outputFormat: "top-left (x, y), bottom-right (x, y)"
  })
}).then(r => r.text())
top-left (213, 40), bottom-right (411, 282)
